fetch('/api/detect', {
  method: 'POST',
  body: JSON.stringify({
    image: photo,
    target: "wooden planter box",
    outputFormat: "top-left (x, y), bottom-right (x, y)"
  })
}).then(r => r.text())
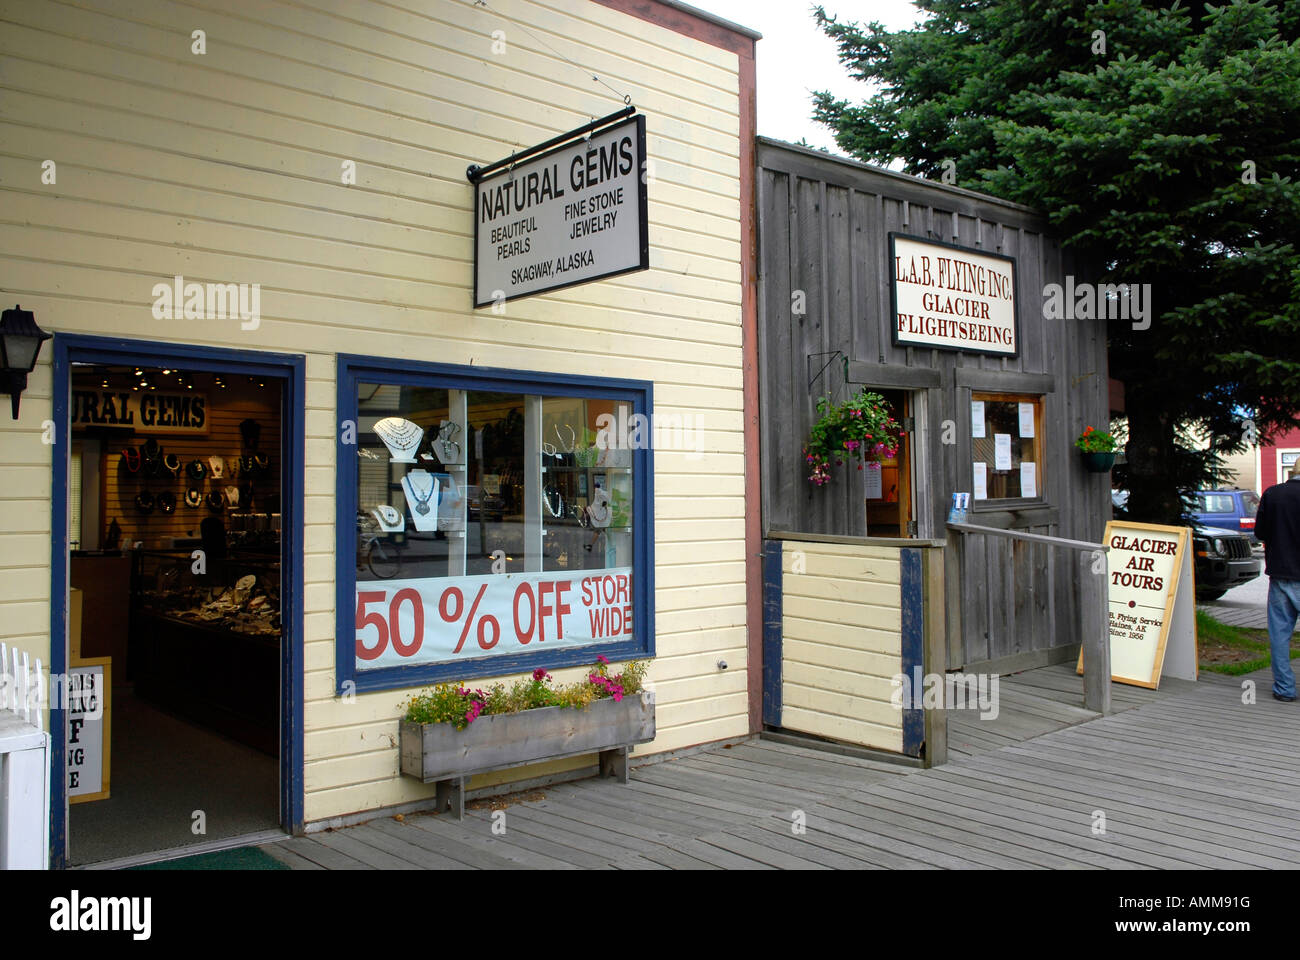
top-left (400, 691), bottom-right (655, 819)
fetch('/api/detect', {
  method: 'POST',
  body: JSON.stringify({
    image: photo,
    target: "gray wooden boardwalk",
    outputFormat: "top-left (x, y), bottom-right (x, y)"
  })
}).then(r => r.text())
top-left (262, 666), bottom-right (1300, 869)
top-left (946, 661), bottom-right (1200, 761)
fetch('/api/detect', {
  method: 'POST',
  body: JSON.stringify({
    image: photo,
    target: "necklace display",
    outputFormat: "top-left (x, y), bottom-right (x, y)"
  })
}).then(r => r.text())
top-left (374, 417), bottom-right (424, 463)
top-left (542, 485), bottom-right (564, 518)
top-left (440, 422), bottom-right (460, 459)
top-left (372, 504), bottom-right (405, 533)
top-left (554, 424), bottom-right (576, 453)
top-left (405, 471), bottom-right (436, 514)
top-left (586, 486), bottom-right (611, 528)
top-left (431, 420), bottom-right (462, 464)
top-left (402, 470), bottom-right (440, 532)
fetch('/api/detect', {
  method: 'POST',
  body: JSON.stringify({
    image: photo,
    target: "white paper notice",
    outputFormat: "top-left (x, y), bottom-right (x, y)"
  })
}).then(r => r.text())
top-left (864, 466), bottom-right (883, 499)
top-left (973, 462), bottom-right (988, 500)
top-left (1018, 402), bottom-right (1035, 437)
top-left (1020, 462), bottom-right (1037, 498)
top-left (971, 401), bottom-right (986, 438)
top-left (994, 434), bottom-right (1012, 470)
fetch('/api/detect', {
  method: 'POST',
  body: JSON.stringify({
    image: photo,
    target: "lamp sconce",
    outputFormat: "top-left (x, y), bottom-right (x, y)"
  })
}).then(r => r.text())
top-left (0, 305), bottom-right (52, 420)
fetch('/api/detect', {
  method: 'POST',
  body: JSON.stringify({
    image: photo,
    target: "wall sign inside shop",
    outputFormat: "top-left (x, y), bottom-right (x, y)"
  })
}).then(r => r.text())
top-left (67, 658), bottom-right (111, 803)
top-left (355, 569), bottom-right (633, 670)
top-left (890, 234), bottom-right (1018, 357)
top-left (472, 114), bottom-right (649, 307)
top-left (70, 388), bottom-right (209, 434)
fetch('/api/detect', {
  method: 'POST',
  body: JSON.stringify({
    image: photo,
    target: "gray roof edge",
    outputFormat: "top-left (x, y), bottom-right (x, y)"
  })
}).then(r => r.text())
top-left (756, 136), bottom-right (1045, 220)
top-left (653, 0), bottom-right (762, 41)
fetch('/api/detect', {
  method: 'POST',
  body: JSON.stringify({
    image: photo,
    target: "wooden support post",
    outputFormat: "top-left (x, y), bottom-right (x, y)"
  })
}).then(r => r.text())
top-left (435, 777), bottom-right (465, 821)
top-left (599, 746), bottom-right (630, 783)
top-left (1080, 551), bottom-right (1110, 715)
top-left (943, 532), bottom-right (964, 670)
top-left (923, 546), bottom-right (948, 767)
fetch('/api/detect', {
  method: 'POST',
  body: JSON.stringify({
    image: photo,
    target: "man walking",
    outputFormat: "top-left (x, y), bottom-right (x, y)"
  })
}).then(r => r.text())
top-left (1256, 465), bottom-right (1300, 701)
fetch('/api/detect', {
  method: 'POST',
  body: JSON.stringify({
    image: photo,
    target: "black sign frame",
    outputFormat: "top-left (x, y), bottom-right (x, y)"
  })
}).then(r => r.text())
top-left (472, 114), bottom-right (649, 309)
top-left (888, 232), bottom-right (1021, 359)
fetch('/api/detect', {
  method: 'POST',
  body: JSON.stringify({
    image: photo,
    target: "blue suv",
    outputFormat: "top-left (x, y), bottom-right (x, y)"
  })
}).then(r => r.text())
top-left (1188, 489), bottom-right (1260, 544)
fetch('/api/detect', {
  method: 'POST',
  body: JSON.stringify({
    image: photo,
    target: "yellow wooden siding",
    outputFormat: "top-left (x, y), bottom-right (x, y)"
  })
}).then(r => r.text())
top-left (780, 540), bottom-right (904, 753)
top-left (0, 0), bottom-right (748, 823)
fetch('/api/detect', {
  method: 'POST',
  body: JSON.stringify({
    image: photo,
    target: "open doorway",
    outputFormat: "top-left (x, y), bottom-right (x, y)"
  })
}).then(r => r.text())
top-left (53, 342), bottom-right (303, 868)
top-left (863, 389), bottom-right (915, 538)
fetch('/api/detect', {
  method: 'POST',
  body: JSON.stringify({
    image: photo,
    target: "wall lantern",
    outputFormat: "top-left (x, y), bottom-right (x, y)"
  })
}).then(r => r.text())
top-left (0, 305), bottom-right (52, 420)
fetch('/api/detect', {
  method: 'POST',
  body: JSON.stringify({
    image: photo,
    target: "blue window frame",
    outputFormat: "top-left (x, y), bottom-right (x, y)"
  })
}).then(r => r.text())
top-left (335, 355), bottom-right (655, 694)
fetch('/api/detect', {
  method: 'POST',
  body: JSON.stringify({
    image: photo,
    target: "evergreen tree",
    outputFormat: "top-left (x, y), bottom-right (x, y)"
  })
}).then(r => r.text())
top-left (813, 0), bottom-right (1300, 523)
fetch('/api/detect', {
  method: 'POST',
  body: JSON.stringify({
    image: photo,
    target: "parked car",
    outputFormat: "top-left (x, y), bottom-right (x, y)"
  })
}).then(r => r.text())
top-left (1188, 488), bottom-right (1260, 543)
top-left (1110, 488), bottom-right (1259, 599)
top-left (1190, 523), bottom-right (1260, 601)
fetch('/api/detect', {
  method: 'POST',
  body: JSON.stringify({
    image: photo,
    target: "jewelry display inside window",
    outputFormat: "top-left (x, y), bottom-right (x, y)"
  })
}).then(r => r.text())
top-left (355, 386), bottom-right (635, 585)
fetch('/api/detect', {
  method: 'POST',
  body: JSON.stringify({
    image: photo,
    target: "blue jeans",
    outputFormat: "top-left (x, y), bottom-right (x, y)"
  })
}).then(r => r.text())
top-left (1268, 579), bottom-right (1300, 698)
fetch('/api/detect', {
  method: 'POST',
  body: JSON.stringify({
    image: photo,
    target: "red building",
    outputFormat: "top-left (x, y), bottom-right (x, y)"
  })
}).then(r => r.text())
top-left (1260, 426), bottom-right (1300, 492)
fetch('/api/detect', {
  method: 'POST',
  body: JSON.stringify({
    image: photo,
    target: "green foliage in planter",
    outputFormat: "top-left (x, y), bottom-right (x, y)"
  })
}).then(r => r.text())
top-left (404, 657), bottom-right (649, 729)
top-left (1075, 425), bottom-right (1119, 453)
top-left (804, 388), bottom-right (901, 486)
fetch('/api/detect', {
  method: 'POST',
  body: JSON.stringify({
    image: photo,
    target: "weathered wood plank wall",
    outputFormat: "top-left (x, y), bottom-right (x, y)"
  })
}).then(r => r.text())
top-left (757, 139), bottom-right (1110, 670)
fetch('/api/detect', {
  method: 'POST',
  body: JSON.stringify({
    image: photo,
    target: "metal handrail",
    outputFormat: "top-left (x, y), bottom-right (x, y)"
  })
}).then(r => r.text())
top-left (946, 522), bottom-right (1106, 553)
top-left (946, 521), bottom-right (1111, 715)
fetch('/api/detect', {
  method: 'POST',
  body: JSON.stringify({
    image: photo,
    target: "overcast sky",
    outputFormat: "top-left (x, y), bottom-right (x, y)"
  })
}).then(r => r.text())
top-left (694, 0), bottom-right (926, 154)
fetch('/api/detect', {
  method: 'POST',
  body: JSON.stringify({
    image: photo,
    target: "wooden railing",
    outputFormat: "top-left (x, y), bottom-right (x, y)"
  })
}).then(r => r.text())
top-left (0, 642), bottom-right (51, 869)
top-left (1, 643), bottom-right (44, 731)
top-left (947, 523), bottom-right (1111, 715)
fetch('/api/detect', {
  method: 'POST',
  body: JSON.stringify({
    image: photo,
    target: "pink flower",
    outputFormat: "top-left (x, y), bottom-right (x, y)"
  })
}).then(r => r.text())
top-left (532, 668), bottom-right (550, 682)
top-left (596, 655), bottom-right (609, 665)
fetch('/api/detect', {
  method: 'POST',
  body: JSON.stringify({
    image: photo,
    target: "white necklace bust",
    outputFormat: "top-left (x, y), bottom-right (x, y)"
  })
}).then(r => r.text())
top-left (373, 417), bottom-right (424, 463)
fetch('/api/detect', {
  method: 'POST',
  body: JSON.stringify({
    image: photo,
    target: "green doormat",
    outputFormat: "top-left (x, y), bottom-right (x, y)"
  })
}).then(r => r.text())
top-left (130, 846), bottom-right (290, 870)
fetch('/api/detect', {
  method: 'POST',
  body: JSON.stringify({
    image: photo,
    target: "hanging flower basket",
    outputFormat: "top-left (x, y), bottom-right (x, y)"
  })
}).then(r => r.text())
top-left (1081, 451), bottom-right (1118, 472)
top-left (1075, 425), bottom-right (1118, 472)
top-left (803, 389), bottom-right (901, 486)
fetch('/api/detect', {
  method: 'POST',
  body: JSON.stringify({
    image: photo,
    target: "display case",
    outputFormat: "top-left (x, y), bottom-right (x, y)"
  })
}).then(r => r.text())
top-left (130, 550), bottom-right (280, 754)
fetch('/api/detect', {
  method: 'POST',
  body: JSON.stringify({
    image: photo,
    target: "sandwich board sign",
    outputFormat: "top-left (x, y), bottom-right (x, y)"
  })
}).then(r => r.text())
top-left (1079, 520), bottom-right (1197, 688)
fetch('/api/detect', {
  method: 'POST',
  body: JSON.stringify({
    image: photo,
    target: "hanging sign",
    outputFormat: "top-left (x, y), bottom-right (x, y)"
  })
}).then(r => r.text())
top-left (473, 114), bottom-right (649, 307)
top-left (889, 234), bottom-right (1018, 356)
top-left (70, 388), bottom-right (209, 434)
top-left (1078, 521), bottom-right (1196, 688)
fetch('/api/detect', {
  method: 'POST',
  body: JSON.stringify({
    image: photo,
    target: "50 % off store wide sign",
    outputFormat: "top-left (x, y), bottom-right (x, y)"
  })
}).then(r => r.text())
top-left (355, 569), bottom-right (634, 668)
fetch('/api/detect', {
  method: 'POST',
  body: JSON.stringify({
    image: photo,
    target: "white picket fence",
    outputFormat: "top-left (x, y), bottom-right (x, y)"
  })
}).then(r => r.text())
top-left (0, 642), bottom-right (51, 869)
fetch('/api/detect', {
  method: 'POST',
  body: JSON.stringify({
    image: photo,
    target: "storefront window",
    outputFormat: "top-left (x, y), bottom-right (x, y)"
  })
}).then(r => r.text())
top-left (338, 357), bottom-right (653, 692)
top-left (971, 393), bottom-right (1043, 501)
